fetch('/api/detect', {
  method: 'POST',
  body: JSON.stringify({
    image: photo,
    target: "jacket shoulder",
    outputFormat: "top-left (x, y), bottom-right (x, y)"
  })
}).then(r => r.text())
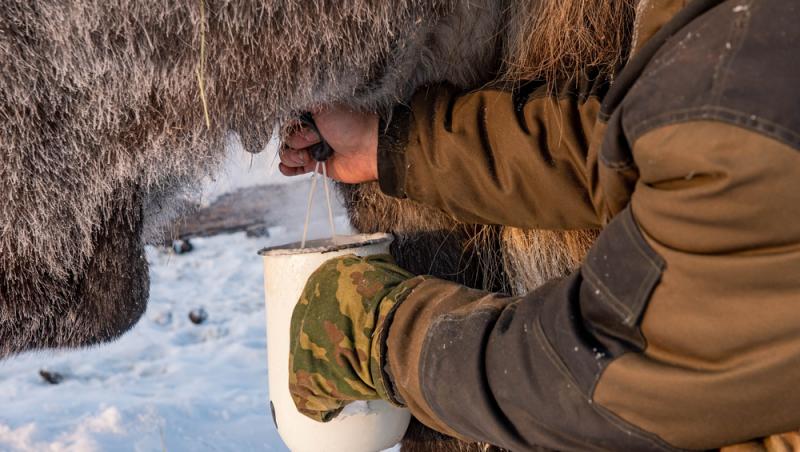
top-left (621, 0), bottom-right (800, 149)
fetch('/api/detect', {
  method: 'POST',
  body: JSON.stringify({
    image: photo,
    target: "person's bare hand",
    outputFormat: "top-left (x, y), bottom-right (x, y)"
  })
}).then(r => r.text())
top-left (279, 106), bottom-right (379, 184)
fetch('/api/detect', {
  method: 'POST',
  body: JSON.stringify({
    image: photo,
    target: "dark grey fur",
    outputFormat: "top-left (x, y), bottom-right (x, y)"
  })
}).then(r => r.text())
top-left (0, 0), bottom-right (505, 355)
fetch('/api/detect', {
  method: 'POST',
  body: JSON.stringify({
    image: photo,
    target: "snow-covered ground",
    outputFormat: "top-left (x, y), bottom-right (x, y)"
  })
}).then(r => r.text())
top-left (200, 133), bottom-right (305, 206)
top-left (0, 232), bottom-right (287, 452)
top-left (0, 145), bottom-right (372, 452)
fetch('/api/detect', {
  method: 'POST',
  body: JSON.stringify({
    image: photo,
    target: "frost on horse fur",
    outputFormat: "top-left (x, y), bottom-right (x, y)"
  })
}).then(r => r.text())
top-left (1, 1), bottom-right (597, 449)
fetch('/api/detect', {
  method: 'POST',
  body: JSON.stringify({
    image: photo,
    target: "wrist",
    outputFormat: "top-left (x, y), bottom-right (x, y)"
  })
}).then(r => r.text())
top-left (370, 275), bottom-right (430, 405)
top-left (368, 114), bottom-right (380, 181)
top-left (376, 104), bottom-right (413, 198)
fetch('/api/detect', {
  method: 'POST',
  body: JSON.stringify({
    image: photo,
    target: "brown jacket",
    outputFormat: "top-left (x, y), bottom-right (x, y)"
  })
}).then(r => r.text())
top-left (375, 1), bottom-right (800, 450)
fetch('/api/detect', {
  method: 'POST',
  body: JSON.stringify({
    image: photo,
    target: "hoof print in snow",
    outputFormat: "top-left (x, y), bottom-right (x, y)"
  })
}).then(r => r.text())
top-left (152, 310), bottom-right (173, 326)
top-left (171, 239), bottom-right (194, 254)
top-left (39, 369), bottom-right (64, 385)
top-left (245, 224), bottom-right (271, 238)
top-left (189, 308), bottom-right (209, 325)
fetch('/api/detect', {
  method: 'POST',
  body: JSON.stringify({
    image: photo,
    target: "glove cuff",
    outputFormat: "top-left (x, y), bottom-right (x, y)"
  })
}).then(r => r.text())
top-left (370, 275), bottom-right (430, 406)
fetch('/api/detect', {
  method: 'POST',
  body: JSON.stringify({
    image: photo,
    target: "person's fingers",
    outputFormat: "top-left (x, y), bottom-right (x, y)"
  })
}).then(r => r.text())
top-left (285, 126), bottom-right (320, 150)
top-left (277, 162), bottom-right (296, 176)
top-left (279, 162), bottom-right (315, 177)
top-left (279, 147), bottom-right (310, 168)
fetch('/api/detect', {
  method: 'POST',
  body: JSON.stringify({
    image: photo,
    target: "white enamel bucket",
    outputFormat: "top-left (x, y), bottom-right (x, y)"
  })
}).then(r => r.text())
top-left (259, 233), bottom-right (410, 452)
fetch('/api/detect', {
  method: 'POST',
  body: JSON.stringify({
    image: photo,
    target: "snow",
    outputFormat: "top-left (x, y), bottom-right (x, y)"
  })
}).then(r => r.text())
top-left (0, 142), bottom-right (394, 452)
top-left (199, 133), bottom-right (310, 207)
top-left (0, 233), bottom-right (286, 452)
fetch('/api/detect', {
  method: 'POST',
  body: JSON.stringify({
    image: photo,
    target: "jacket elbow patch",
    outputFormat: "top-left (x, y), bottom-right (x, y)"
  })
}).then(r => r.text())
top-left (580, 207), bottom-right (666, 352)
top-left (415, 208), bottom-right (676, 451)
top-left (595, 124), bottom-right (800, 449)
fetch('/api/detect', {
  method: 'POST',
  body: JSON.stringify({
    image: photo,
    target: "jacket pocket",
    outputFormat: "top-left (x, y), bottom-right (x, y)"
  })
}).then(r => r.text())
top-left (580, 207), bottom-right (665, 350)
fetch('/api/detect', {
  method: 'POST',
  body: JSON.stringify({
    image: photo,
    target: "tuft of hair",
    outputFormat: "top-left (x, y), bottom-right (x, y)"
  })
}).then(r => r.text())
top-left (502, 227), bottom-right (598, 294)
top-left (401, 418), bottom-right (510, 452)
top-left (501, 0), bottom-right (636, 85)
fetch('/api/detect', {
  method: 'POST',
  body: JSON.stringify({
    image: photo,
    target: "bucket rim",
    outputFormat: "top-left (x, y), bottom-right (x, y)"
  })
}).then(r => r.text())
top-left (257, 233), bottom-right (393, 257)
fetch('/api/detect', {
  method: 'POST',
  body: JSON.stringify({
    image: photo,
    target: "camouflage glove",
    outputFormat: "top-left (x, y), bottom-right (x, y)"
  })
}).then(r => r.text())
top-left (289, 253), bottom-right (425, 422)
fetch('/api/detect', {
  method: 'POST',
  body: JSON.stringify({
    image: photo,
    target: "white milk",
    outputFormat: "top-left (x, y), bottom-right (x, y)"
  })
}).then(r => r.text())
top-left (259, 233), bottom-right (411, 452)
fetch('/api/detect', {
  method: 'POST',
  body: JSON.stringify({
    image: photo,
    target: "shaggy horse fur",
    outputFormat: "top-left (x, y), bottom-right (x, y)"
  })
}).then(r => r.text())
top-left (0, 1), bottom-right (616, 449)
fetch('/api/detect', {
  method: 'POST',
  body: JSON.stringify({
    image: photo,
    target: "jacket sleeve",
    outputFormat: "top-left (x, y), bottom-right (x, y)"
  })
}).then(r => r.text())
top-left (381, 121), bottom-right (800, 451)
top-left (377, 81), bottom-right (606, 230)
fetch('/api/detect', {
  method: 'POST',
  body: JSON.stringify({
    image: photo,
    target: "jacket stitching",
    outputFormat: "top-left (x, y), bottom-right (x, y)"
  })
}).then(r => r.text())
top-left (621, 208), bottom-right (664, 270)
top-left (533, 314), bottom-right (586, 395)
top-left (710, 0), bottom-right (752, 103)
top-left (427, 313), bottom-right (616, 451)
top-left (582, 209), bottom-right (665, 325)
top-left (417, 314), bottom-right (445, 420)
top-left (639, 27), bottom-right (696, 81)
top-left (530, 317), bottom-right (629, 451)
top-left (621, 209), bottom-right (664, 327)
top-left (418, 288), bottom-right (675, 451)
top-left (534, 314), bottom-right (677, 451)
top-left (419, 306), bottom-right (509, 411)
top-left (599, 155), bottom-right (636, 170)
top-left (627, 106), bottom-right (800, 150)
top-left (586, 350), bottom-right (679, 452)
top-left (421, 310), bottom-right (529, 445)
top-left (582, 265), bottom-right (632, 319)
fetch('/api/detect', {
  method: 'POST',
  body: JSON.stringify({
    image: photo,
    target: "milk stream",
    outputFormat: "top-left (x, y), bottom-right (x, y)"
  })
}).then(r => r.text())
top-left (300, 161), bottom-right (337, 248)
